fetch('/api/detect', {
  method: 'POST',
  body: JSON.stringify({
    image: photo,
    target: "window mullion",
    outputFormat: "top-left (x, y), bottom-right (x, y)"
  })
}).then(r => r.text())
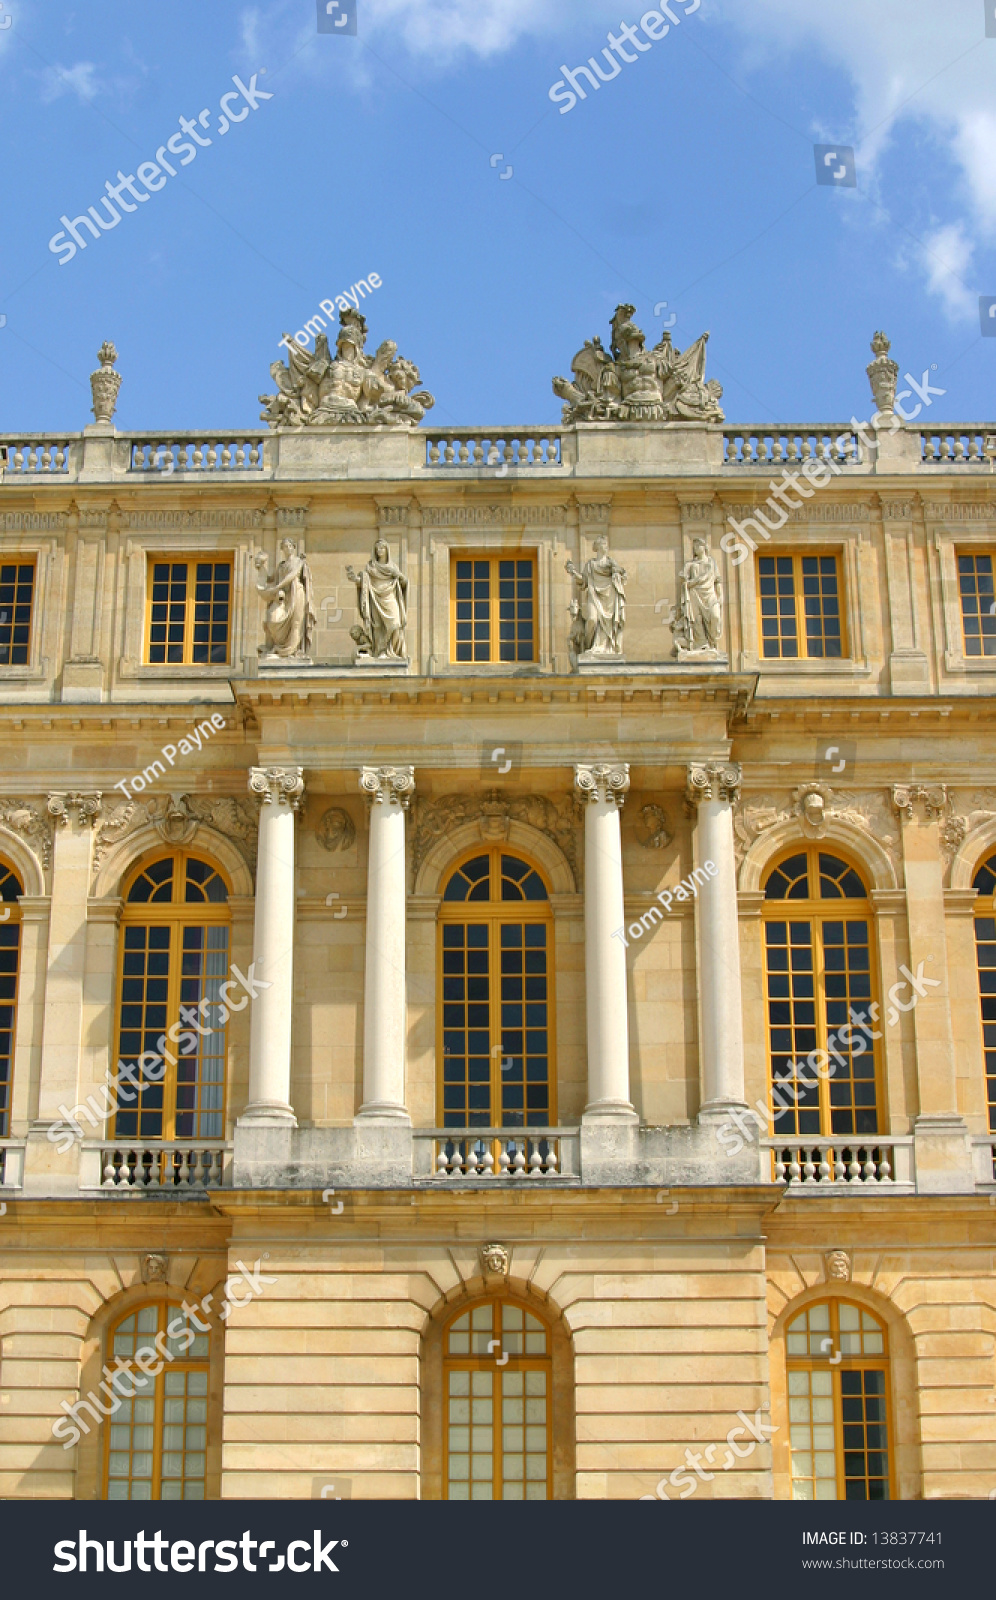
top-left (183, 561), bottom-right (195, 666)
top-left (163, 917), bottom-right (182, 1141)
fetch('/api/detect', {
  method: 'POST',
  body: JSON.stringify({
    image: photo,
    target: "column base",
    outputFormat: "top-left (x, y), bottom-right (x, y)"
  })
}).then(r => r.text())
top-left (237, 1100), bottom-right (298, 1128)
top-left (696, 1100), bottom-right (751, 1126)
top-left (354, 1102), bottom-right (412, 1125)
top-left (582, 1100), bottom-right (639, 1125)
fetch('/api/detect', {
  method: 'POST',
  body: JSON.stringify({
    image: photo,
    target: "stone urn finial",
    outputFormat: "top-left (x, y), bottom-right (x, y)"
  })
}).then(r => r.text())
top-left (90, 341), bottom-right (121, 424)
top-left (866, 330), bottom-right (899, 422)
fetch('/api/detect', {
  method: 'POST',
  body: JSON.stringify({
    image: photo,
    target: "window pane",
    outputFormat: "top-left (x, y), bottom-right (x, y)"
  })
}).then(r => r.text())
top-left (0, 562), bottom-right (34, 666)
top-left (958, 552), bottom-right (996, 657)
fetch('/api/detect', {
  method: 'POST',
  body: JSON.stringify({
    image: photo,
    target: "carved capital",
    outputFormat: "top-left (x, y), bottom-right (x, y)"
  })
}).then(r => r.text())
top-left (360, 766), bottom-right (415, 810)
top-left (47, 792), bottom-right (102, 828)
top-left (248, 767), bottom-right (306, 810)
top-left (891, 783), bottom-right (948, 823)
top-left (574, 763), bottom-right (630, 808)
top-left (686, 762), bottom-right (742, 807)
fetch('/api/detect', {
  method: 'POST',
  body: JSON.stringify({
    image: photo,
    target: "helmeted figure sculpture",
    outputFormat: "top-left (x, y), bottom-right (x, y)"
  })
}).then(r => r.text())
top-left (260, 307), bottom-right (434, 428)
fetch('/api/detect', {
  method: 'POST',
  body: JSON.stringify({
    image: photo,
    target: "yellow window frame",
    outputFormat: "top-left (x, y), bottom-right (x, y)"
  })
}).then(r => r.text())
top-left (145, 556), bottom-right (233, 667)
top-left (756, 549), bottom-right (846, 660)
top-left (785, 1299), bottom-right (894, 1502)
top-left (436, 846), bottom-right (556, 1129)
top-left (102, 1300), bottom-right (211, 1501)
top-left (114, 851), bottom-right (231, 1142)
top-left (449, 551), bottom-right (538, 665)
top-left (761, 845), bottom-right (881, 1137)
top-left (442, 1298), bottom-right (552, 1501)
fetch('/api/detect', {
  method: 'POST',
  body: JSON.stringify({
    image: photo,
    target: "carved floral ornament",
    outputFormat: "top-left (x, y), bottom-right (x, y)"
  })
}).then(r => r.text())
top-left (0, 798), bottom-right (55, 869)
top-left (411, 791), bottom-right (583, 888)
top-left (92, 793), bottom-right (261, 878)
top-left (732, 784), bottom-right (900, 868)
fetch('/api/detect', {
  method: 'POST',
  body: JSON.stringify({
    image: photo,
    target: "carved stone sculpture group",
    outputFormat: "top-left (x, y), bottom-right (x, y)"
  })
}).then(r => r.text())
top-left (259, 307), bottom-right (435, 429)
top-left (552, 304), bottom-right (725, 425)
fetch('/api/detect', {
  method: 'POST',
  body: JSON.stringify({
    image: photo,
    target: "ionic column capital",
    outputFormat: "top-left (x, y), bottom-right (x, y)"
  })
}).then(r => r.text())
top-left (248, 766), bottom-right (306, 810)
top-left (360, 766), bottom-right (416, 810)
top-left (685, 762), bottom-right (742, 808)
top-left (47, 792), bottom-right (103, 828)
top-left (891, 783), bottom-right (948, 823)
top-left (574, 763), bottom-right (630, 808)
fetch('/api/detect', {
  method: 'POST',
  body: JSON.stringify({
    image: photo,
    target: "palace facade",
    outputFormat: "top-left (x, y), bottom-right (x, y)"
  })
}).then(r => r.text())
top-left (1, 321), bottom-right (996, 1502)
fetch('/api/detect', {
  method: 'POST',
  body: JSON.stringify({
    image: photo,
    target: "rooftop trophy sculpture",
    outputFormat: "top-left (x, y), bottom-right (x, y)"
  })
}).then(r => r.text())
top-left (345, 540), bottom-right (409, 663)
top-left (255, 538), bottom-right (316, 661)
top-left (661, 537), bottom-right (725, 661)
top-left (566, 535), bottom-right (627, 659)
top-left (259, 306), bottom-right (435, 428)
top-left (553, 304), bottom-right (724, 424)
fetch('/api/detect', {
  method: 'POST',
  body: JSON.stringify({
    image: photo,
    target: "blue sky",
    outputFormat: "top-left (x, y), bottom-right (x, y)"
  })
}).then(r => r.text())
top-left (1, 0), bottom-right (995, 432)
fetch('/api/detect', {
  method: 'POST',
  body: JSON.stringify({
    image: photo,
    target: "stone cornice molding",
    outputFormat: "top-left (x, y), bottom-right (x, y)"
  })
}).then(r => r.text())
top-left (574, 763), bottom-right (630, 808)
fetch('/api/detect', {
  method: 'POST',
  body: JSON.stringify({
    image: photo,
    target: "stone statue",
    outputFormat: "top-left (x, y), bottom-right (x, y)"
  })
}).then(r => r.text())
top-left (255, 538), bottom-right (316, 660)
top-left (90, 342), bottom-right (121, 424)
top-left (259, 307), bottom-right (435, 428)
top-left (663, 538), bottom-right (724, 660)
top-left (866, 330), bottom-right (899, 419)
top-left (565, 535), bottom-right (626, 657)
top-left (346, 540), bottom-right (408, 661)
top-left (553, 304), bottom-right (724, 424)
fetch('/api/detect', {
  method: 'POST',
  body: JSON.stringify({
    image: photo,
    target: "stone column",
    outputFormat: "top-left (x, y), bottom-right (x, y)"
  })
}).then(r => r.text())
top-left (357, 766), bottom-right (415, 1122)
top-left (686, 762), bottom-right (747, 1115)
top-left (574, 763), bottom-right (637, 1123)
top-left (239, 767), bottom-right (304, 1127)
top-left (891, 784), bottom-right (972, 1192)
top-left (23, 794), bottom-right (101, 1194)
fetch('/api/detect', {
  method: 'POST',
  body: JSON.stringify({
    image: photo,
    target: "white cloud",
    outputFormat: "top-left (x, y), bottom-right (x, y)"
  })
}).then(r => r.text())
top-left (38, 59), bottom-right (101, 103)
top-left (709, 0), bottom-right (995, 319)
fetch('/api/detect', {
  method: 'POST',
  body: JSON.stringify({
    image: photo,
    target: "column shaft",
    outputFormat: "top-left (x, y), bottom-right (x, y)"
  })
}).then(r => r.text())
top-left (686, 763), bottom-right (746, 1113)
top-left (241, 767), bottom-right (303, 1126)
top-left (357, 767), bottom-right (414, 1121)
top-left (575, 764), bottom-right (636, 1122)
top-left (36, 794), bottom-right (101, 1123)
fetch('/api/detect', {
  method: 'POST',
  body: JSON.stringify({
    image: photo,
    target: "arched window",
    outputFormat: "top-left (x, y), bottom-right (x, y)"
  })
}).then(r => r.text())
top-left (762, 848), bottom-right (879, 1136)
top-left (438, 849), bottom-right (554, 1131)
top-left (443, 1299), bottom-right (551, 1500)
top-left (972, 852), bottom-right (996, 1132)
top-left (114, 853), bottom-right (230, 1142)
top-left (103, 1302), bottom-right (210, 1500)
top-left (0, 860), bottom-right (22, 1138)
top-left (785, 1300), bottom-right (891, 1500)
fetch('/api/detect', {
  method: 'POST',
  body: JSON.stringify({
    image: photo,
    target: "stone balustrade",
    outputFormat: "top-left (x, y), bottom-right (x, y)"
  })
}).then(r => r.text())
top-left (765, 1137), bottom-right (914, 1189)
top-left (723, 426), bottom-right (865, 467)
top-left (422, 431), bottom-right (563, 469)
top-left (85, 1142), bottom-right (231, 1192)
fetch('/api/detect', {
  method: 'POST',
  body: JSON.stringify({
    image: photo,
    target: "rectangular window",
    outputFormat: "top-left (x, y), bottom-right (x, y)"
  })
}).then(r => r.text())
top-left (0, 561), bottom-right (35, 666)
top-left (957, 552), bottom-right (996, 656)
top-left (451, 555), bottom-right (536, 664)
top-left (147, 559), bottom-right (231, 665)
top-left (758, 553), bottom-right (844, 660)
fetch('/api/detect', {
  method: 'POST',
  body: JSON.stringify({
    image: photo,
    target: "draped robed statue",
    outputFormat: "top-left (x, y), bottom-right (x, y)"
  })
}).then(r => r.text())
top-left (346, 539), bottom-right (409, 661)
top-left (255, 538), bottom-right (316, 660)
top-left (565, 534), bottom-right (627, 657)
